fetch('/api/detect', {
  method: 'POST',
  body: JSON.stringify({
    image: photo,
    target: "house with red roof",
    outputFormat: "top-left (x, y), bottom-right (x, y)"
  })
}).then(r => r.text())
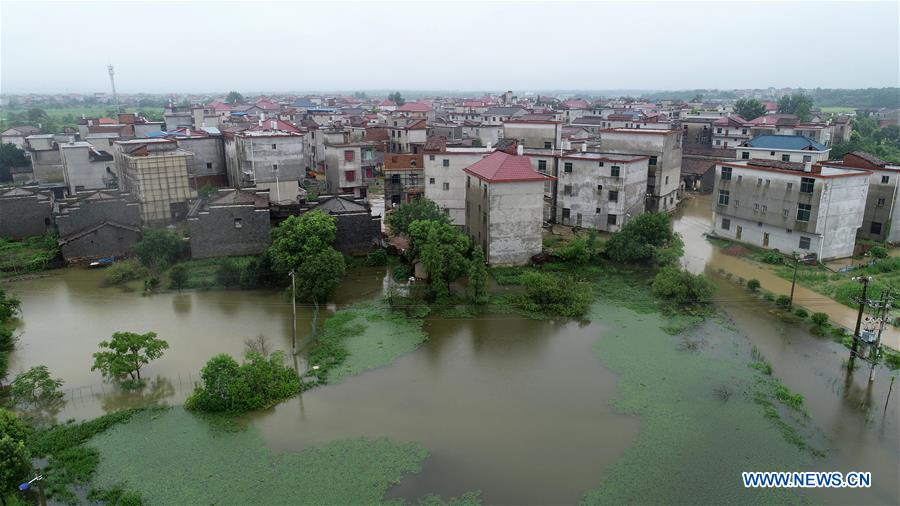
top-left (711, 115), bottom-right (752, 148)
top-left (394, 102), bottom-right (434, 122)
top-left (464, 148), bottom-right (549, 266)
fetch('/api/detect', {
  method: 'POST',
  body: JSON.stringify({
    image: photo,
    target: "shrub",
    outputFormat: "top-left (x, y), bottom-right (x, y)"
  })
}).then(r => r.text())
top-left (132, 229), bottom-right (188, 272)
top-left (168, 264), bottom-right (188, 290)
top-left (366, 249), bottom-right (388, 266)
top-left (868, 245), bottom-right (888, 259)
top-left (650, 266), bottom-right (715, 307)
top-left (763, 292), bottom-right (775, 302)
top-left (793, 308), bottom-right (808, 318)
top-left (103, 259), bottom-right (148, 286)
top-left (747, 278), bottom-right (761, 292)
top-left (605, 212), bottom-right (682, 266)
top-left (518, 271), bottom-right (592, 318)
top-left (185, 351), bottom-right (300, 413)
top-left (216, 258), bottom-right (241, 287)
top-left (811, 312), bottom-right (829, 327)
top-left (775, 295), bottom-right (792, 309)
top-left (555, 232), bottom-right (598, 264)
top-left (392, 264), bottom-right (411, 283)
top-left (760, 250), bottom-right (784, 264)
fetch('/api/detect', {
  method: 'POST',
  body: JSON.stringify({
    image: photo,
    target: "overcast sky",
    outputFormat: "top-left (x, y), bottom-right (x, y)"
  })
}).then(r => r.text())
top-left (1, 1), bottom-right (898, 94)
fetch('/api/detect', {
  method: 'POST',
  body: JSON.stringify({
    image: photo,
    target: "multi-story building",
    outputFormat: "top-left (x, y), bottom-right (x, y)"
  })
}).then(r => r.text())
top-left (187, 188), bottom-right (272, 259)
top-left (114, 139), bottom-right (197, 224)
top-left (737, 135), bottom-right (830, 164)
top-left (59, 141), bottom-right (117, 193)
top-left (598, 128), bottom-right (683, 212)
top-left (423, 140), bottom-right (493, 225)
top-left (25, 134), bottom-right (65, 184)
top-left (167, 127), bottom-right (228, 188)
top-left (323, 134), bottom-right (379, 198)
top-left (711, 115), bottom-right (752, 148)
top-left (464, 149), bottom-right (548, 266)
top-left (553, 151), bottom-right (649, 231)
top-left (503, 115), bottom-right (562, 150)
top-left (826, 151), bottom-right (900, 242)
top-left (387, 118), bottom-right (427, 153)
top-left (224, 119), bottom-right (305, 204)
top-left (710, 159), bottom-right (869, 260)
top-left (384, 153), bottom-right (424, 208)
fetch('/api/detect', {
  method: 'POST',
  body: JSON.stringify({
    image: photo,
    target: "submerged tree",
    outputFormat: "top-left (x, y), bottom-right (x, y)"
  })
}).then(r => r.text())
top-left (269, 211), bottom-right (346, 338)
top-left (604, 212), bottom-right (683, 266)
top-left (91, 331), bottom-right (169, 385)
top-left (408, 219), bottom-right (470, 301)
top-left (733, 98), bottom-right (766, 121)
top-left (467, 246), bottom-right (488, 302)
top-left (385, 198), bottom-right (450, 237)
top-left (0, 409), bottom-right (31, 504)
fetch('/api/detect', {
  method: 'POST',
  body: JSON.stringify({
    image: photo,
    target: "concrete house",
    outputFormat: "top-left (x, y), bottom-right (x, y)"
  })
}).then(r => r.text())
top-left (826, 151), bottom-right (900, 242)
top-left (1, 125), bottom-right (41, 149)
top-left (503, 115), bottom-right (562, 150)
top-left (384, 153), bottom-right (424, 208)
top-left (224, 119), bottom-right (305, 204)
top-left (0, 186), bottom-right (53, 239)
top-left (423, 139), bottom-right (493, 225)
top-left (56, 190), bottom-right (142, 262)
top-left (711, 115), bottom-right (752, 148)
top-left (387, 118), bottom-right (427, 154)
top-left (167, 127), bottom-right (228, 188)
top-left (598, 128), bottom-right (683, 212)
top-left (483, 106), bottom-right (527, 125)
top-left (59, 141), bottom-right (117, 193)
top-left (25, 134), bottom-right (65, 184)
top-left (273, 195), bottom-right (381, 256)
top-left (738, 135), bottom-right (830, 164)
top-left (187, 189), bottom-right (271, 259)
top-left (711, 160), bottom-right (869, 260)
top-left (113, 139), bottom-right (197, 224)
top-left (554, 151), bottom-right (650, 232)
top-left (464, 149), bottom-right (548, 266)
top-left (323, 133), bottom-right (379, 198)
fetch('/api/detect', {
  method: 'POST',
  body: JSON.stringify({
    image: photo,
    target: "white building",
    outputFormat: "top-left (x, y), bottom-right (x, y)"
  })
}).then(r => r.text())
top-left (738, 135), bottom-right (830, 164)
top-left (424, 143), bottom-right (493, 225)
top-left (711, 160), bottom-right (869, 260)
top-left (598, 128), bottom-right (683, 212)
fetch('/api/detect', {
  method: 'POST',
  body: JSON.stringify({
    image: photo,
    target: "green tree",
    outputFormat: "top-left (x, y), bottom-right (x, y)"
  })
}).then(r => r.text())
top-left (651, 266), bottom-right (715, 308)
top-left (0, 144), bottom-right (29, 182)
top-left (269, 212), bottom-right (347, 335)
top-left (519, 271), bottom-right (592, 318)
top-left (185, 351), bottom-right (299, 414)
top-left (556, 231), bottom-right (598, 264)
top-left (733, 98), bottom-right (766, 120)
top-left (386, 198), bottom-right (450, 236)
top-left (216, 258), bottom-right (241, 287)
top-left (467, 246), bottom-right (488, 302)
top-left (0, 287), bottom-right (20, 322)
top-left (777, 94), bottom-right (814, 121)
top-left (747, 279), bottom-right (761, 292)
top-left (388, 92), bottom-right (406, 106)
top-left (26, 108), bottom-right (47, 123)
top-left (132, 229), bottom-right (188, 273)
top-left (605, 212), bottom-right (683, 266)
top-left (10, 365), bottom-right (64, 405)
top-left (225, 91), bottom-right (244, 104)
top-left (168, 263), bottom-right (189, 290)
top-left (408, 219), bottom-right (471, 300)
top-left (0, 409), bottom-right (31, 504)
top-left (91, 331), bottom-right (169, 384)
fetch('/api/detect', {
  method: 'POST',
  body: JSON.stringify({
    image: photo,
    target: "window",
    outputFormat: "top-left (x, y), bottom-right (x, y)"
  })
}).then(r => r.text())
top-left (272, 163), bottom-right (278, 171)
top-left (234, 218), bottom-right (243, 229)
top-left (538, 160), bottom-right (547, 171)
top-left (665, 176), bottom-right (669, 185)
top-left (764, 179), bottom-right (770, 187)
top-left (721, 167), bottom-right (732, 180)
top-left (802, 155), bottom-right (811, 163)
top-left (715, 140), bottom-right (721, 146)
top-left (718, 189), bottom-right (730, 206)
top-left (796, 203), bottom-right (811, 222)
top-left (737, 175), bottom-right (743, 183)
top-left (390, 174), bottom-right (401, 184)
top-left (741, 151), bottom-right (750, 160)
top-left (611, 166), bottom-right (620, 177)
top-left (564, 185), bottom-right (573, 196)
top-left (762, 205), bottom-right (767, 213)
top-left (443, 182), bottom-right (450, 191)
top-left (882, 175), bottom-right (890, 184)
top-left (206, 162), bottom-right (213, 169)
top-left (429, 178), bottom-right (435, 184)
top-left (544, 141), bottom-right (552, 149)
top-left (597, 184), bottom-right (603, 192)
top-left (344, 150), bottom-right (354, 162)
top-left (787, 182), bottom-right (793, 190)
top-left (877, 197), bottom-right (886, 207)
top-left (562, 208), bottom-right (571, 219)
top-left (467, 176), bottom-right (471, 187)
top-left (754, 203), bottom-right (760, 211)
top-left (781, 154), bottom-right (791, 162)
top-left (770, 151), bottom-right (776, 156)
top-left (716, 128), bottom-right (723, 134)
top-left (598, 161), bottom-right (604, 167)
top-left (800, 177), bottom-right (814, 194)
top-left (649, 155), bottom-right (658, 166)
top-left (272, 144), bottom-right (277, 149)
top-left (799, 236), bottom-right (811, 249)
top-left (871, 222), bottom-right (883, 235)
top-left (564, 162), bottom-right (573, 173)
top-left (443, 159), bottom-right (450, 167)
top-left (609, 190), bottom-right (619, 202)
top-left (741, 129), bottom-right (748, 135)
top-left (756, 178), bottom-right (762, 187)
top-left (734, 199), bottom-right (740, 208)
top-left (607, 214), bottom-right (617, 226)
top-left (595, 207), bottom-right (602, 214)
top-left (721, 218), bottom-right (731, 230)
top-left (783, 209), bottom-right (789, 218)
top-left (429, 155), bottom-right (435, 161)
top-left (345, 170), bottom-right (356, 182)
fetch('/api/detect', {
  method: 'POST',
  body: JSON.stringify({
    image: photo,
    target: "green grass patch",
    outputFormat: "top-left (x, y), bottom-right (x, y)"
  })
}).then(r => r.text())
top-left (0, 233), bottom-right (59, 276)
top-left (89, 408), bottom-right (429, 505)
top-left (170, 256), bottom-right (256, 290)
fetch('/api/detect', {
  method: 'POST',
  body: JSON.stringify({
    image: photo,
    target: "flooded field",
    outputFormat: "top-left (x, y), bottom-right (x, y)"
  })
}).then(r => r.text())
top-left (2, 203), bottom-right (897, 504)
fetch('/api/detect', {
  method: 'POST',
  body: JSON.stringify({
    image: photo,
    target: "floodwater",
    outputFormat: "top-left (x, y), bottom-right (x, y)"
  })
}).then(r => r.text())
top-left (1, 202), bottom-right (898, 504)
top-left (675, 193), bottom-right (900, 350)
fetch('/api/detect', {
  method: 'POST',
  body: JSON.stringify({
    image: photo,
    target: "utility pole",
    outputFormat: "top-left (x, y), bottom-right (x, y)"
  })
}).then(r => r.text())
top-left (867, 288), bottom-right (891, 383)
top-left (789, 252), bottom-right (799, 309)
top-left (850, 276), bottom-right (871, 363)
top-left (289, 270), bottom-right (297, 354)
top-left (107, 65), bottom-right (120, 115)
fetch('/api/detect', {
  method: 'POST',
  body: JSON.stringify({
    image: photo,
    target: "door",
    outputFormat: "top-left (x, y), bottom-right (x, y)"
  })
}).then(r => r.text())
top-left (736, 226), bottom-right (742, 240)
top-left (763, 232), bottom-right (769, 247)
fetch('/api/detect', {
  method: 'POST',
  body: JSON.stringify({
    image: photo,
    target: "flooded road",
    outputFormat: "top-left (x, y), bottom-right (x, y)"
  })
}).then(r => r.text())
top-left (674, 193), bottom-right (900, 350)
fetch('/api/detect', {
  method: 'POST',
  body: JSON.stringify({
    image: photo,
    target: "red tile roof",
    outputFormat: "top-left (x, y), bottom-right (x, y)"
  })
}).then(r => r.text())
top-left (463, 151), bottom-right (547, 183)
top-left (396, 102), bottom-right (432, 112)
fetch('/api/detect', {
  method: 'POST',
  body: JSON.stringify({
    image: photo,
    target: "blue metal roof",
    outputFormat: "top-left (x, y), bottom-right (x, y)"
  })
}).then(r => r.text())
top-left (145, 130), bottom-right (170, 138)
top-left (746, 135), bottom-right (826, 151)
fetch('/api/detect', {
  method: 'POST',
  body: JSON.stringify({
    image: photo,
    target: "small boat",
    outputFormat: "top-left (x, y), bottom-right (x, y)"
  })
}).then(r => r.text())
top-left (89, 257), bottom-right (115, 268)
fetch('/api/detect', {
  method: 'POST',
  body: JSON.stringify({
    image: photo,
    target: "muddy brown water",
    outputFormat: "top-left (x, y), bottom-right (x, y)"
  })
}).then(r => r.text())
top-left (1, 199), bottom-right (897, 504)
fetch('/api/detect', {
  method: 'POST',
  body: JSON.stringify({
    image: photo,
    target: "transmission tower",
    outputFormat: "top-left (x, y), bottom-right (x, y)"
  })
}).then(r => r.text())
top-left (108, 64), bottom-right (120, 114)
